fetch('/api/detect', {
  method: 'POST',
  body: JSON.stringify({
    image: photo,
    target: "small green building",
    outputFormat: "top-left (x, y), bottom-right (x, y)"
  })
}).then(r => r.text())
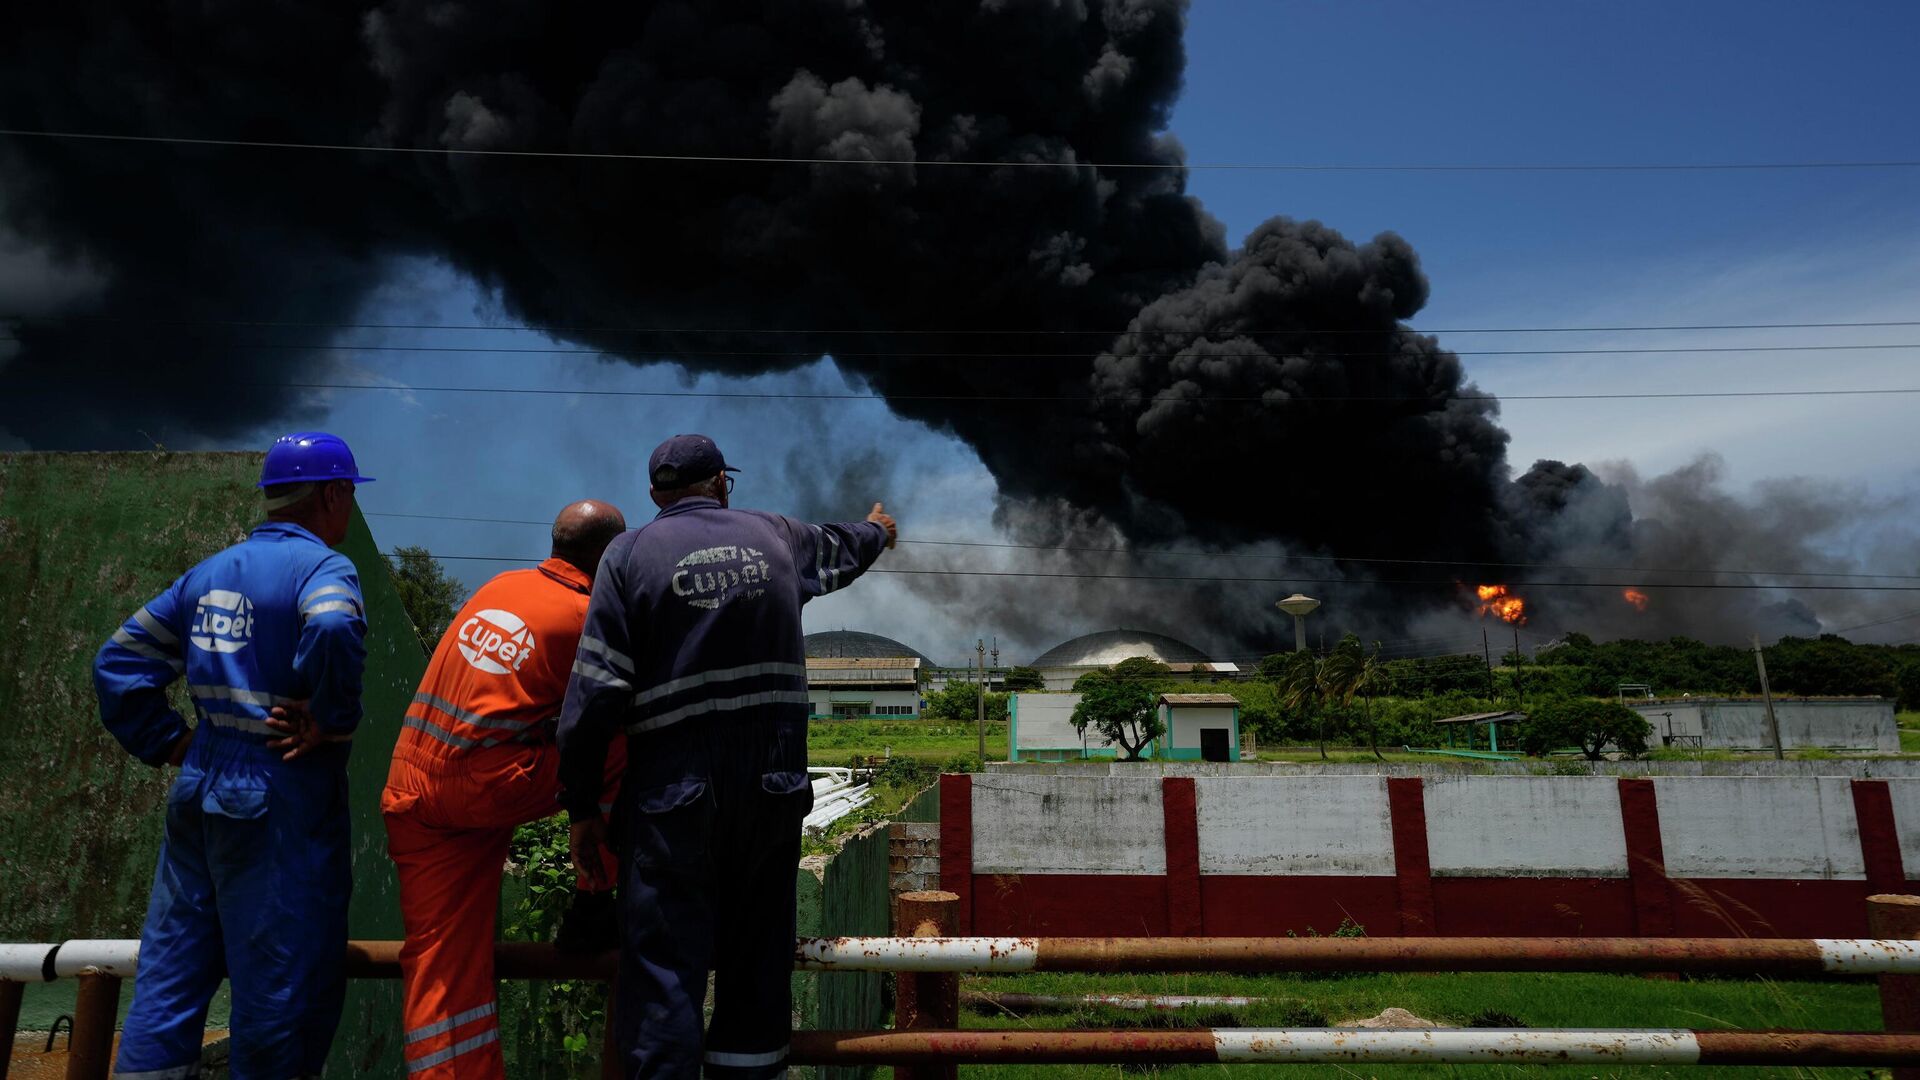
top-left (1154, 693), bottom-right (1241, 762)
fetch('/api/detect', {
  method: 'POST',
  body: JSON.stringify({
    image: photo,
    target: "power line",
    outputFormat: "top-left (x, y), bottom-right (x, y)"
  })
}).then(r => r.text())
top-left (10, 312), bottom-right (1920, 337)
top-left (24, 375), bottom-right (1919, 406)
top-left (6, 127), bottom-right (1918, 173)
top-left (1831, 608), bottom-right (1920, 634)
top-left (9, 335), bottom-right (1919, 359)
top-left (360, 510), bottom-right (1920, 582)
top-left (394, 551), bottom-right (1920, 590)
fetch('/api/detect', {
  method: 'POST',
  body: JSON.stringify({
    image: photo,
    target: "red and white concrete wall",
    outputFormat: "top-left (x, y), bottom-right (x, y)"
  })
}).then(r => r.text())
top-left (939, 773), bottom-right (1916, 938)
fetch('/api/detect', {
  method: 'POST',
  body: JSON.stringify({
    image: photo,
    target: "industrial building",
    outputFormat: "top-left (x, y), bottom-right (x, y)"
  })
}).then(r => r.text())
top-left (805, 658), bottom-right (922, 718)
top-left (1009, 690), bottom-right (1243, 762)
top-left (1028, 628), bottom-right (1238, 690)
top-left (1629, 697), bottom-right (1899, 753)
top-left (803, 630), bottom-right (930, 718)
top-left (804, 628), bottom-right (933, 663)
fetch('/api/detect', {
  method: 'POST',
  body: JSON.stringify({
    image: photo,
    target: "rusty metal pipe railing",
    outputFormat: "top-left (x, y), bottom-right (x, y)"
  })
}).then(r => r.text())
top-left (16, 894), bottom-right (1920, 1077)
top-left (341, 940), bottom-right (618, 980)
top-left (788, 1028), bottom-right (1920, 1066)
top-left (892, 892), bottom-right (958, 1080)
top-left (20, 935), bottom-right (1920, 983)
top-left (1872, 894), bottom-right (1920, 1080)
top-left (0, 979), bottom-right (23, 1080)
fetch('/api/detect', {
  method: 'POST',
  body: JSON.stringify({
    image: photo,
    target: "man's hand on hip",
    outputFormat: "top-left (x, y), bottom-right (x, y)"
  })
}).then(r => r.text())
top-left (867, 502), bottom-right (898, 549)
top-left (165, 729), bottom-right (194, 768)
top-left (265, 700), bottom-right (324, 761)
top-left (570, 818), bottom-right (615, 892)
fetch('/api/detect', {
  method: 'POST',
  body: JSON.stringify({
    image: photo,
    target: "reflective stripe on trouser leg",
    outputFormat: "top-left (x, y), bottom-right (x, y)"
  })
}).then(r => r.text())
top-left (702, 769), bottom-right (807, 1080)
top-left (115, 789), bottom-right (228, 1079)
top-left (387, 811), bottom-right (513, 1080)
top-left (213, 765), bottom-right (352, 1080)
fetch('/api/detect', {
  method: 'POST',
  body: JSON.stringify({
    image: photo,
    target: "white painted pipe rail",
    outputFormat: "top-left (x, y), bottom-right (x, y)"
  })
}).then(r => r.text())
top-left (0, 943), bottom-right (57, 982)
top-left (51, 940), bottom-right (141, 979)
top-left (20, 935), bottom-right (1920, 980)
top-left (793, 936), bottom-right (1920, 974)
top-left (792, 1027), bottom-right (1920, 1066)
top-left (1218, 1028), bottom-right (1708, 1064)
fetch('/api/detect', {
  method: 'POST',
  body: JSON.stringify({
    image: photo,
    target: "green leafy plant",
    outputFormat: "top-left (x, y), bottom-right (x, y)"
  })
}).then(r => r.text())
top-left (501, 816), bottom-right (606, 1077)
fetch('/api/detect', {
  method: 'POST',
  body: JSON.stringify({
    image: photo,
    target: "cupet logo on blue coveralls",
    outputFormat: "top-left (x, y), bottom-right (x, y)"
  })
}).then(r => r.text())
top-left (671, 545), bottom-right (771, 610)
top-left (190, 590), bottom-right (254, 653)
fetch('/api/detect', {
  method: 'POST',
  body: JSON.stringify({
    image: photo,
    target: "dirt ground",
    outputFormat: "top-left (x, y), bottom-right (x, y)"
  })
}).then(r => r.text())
top-left (9, 1030), bottom-right (227, 1079)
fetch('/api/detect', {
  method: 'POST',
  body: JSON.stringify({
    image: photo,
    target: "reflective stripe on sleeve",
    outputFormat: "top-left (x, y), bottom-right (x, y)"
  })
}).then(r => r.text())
top-left (627, 690), bottom-right (813, 735)
top-left (577, 634), bottom-right (635, 675)
top-left (300, 583), bottom-right (359, 608)
top-left (412, 692), bottom-right (536, 731)
top-left (301, 600), bottom-right (362, 620)
top-left (132, 607), bottom-right (180, 647)
top-left (570, 657), bottom-right (632, 691)
top-left (111, 628), bottom-right (184, 671)
top-left (403, 715), bottom-right (482, 750)
top-left (631, 661), bottom-right (808, 707)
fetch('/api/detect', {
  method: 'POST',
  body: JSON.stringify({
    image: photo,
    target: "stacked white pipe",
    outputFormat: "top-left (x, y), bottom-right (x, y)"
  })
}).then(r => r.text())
top-left (805, 766), bottom-right (873, 832)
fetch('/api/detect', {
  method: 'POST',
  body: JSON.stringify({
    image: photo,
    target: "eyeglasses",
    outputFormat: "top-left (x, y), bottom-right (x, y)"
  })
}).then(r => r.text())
top-left (722, 474), bottom-right (736, 495)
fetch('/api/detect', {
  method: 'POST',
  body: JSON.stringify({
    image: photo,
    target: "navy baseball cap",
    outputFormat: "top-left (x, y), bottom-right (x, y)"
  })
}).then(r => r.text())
top-left (648, 433), bottom-right (740, 488)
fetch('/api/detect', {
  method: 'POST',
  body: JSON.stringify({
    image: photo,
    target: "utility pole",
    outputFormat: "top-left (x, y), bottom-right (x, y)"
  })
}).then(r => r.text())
top-left (1513, 626), bottom-right (1524, 711)
top-left (1482, 627), bottom-right (1496, 702)
top-left (1752, 635), bottom-right (1784, 760)
top-left (976, 638), bottom-right (988, 764)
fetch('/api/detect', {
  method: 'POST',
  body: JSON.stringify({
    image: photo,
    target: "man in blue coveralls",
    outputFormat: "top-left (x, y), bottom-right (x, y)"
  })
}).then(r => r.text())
top-left (558, 434), bottom-right (897, 1080)
top-left (93, 432), bottom-right (374, 1079)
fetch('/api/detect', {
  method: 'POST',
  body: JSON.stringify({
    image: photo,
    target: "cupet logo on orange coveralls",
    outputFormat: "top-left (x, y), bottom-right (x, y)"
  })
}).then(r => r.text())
top-left (456, 608), bottom-right (536, 675)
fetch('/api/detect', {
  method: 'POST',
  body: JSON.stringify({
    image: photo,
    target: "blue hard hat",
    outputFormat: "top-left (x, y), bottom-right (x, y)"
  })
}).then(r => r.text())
top-left (257, 432), bottom-right (376, 488)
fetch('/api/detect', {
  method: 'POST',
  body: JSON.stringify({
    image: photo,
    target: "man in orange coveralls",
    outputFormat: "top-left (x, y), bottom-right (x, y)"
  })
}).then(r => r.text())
top-left (383, 499), bottom-right (628, 1078)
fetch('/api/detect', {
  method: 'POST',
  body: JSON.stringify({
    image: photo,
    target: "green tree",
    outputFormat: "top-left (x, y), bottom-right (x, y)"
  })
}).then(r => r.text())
top-left (387, 545), bottom-right (468, 654)
top-left (1899, 659), bottom-right (1920, 712)
top-left (1323, 635), bottom-right (1388, 761)
top-left (1003, 665), bottom-right (1046, 691)
top-left (1521, 697), bottom-right (1652, 760)
top-left (1070, 669), bottom-right (1163, 760)
top-left (922, 680), bottom-right (1010, 723)
top-left (1273, 651), bottom-right (1331, 759)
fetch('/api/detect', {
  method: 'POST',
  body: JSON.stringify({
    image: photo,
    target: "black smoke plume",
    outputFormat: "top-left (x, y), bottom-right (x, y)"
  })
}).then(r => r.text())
top-left (2, 1), bottom-right (1904, 651)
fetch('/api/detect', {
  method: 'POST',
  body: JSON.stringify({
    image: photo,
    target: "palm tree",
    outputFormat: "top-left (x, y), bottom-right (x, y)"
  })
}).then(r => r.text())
top-left (1274, 650), bottom-right (1330, 760)
top-left (1323, 635), bottom-right (1388, 761)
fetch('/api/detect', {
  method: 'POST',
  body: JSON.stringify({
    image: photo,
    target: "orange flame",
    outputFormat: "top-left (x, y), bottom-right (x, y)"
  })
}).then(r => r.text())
top-left (1475, 583), bottom-right (1527, 624)
top-left (1623, 588), bottom-right (1650, 612)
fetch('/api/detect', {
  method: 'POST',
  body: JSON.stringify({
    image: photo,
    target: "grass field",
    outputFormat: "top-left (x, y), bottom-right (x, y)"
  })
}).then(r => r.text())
top-left (956, 970), bottom-right (1885, 1079)
top-left (807, 719), bottom-right (1008, 766)
top-left (1900, 711), bottom-right (1919, 753)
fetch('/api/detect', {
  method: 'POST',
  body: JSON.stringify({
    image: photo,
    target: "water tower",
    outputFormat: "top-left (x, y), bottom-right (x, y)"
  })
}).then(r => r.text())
top-left (1276, 593), bottom-right (1321, 652)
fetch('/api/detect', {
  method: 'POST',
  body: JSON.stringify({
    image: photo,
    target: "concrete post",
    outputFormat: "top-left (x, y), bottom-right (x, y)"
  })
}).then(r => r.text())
top-left (66, 973), bottom-right (122, 1080)
top-left (893, 891), bottom-right (959, 1080)
top-left (1869, 894), bottom-right (1920, 1080)
top-left (0, 980), bottom-right (23, 1080)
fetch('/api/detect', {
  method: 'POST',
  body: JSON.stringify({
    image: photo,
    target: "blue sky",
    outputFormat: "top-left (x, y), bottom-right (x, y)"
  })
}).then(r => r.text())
top-left (195, 1), bottom-right (1920, 663)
